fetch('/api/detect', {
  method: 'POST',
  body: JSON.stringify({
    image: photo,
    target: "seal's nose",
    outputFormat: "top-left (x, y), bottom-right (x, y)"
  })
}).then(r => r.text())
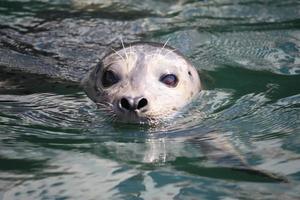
top-left (119, 96), bottom-right (148, 112)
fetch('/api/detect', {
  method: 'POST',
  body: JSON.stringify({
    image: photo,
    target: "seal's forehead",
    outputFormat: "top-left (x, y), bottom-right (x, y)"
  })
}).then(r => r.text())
top-left (129, 44), bottom-right (183, 58)
top-left (132, 45), bottom-right (190, 69)
top-left (104, 44), bottom-right (187, 63)
top-left (101, 43), bottom-right (191, 75)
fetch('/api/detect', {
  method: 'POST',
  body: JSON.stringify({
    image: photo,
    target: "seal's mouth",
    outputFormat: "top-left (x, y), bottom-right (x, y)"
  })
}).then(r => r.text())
top-left (96, 101), bottom-right (172, 124)
top-left (114, 109), bottom-right (176, 125)
top-left (119, 112), bottom-right (149, 123)
top-left (96, 102), bottom-right (150, 123)
top-left (115, 108), bottom-right (153, 124)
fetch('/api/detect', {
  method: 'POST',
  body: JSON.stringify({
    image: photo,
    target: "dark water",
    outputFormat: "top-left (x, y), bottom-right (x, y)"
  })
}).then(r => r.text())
top-left (1, 0), bottom-right (300, 199)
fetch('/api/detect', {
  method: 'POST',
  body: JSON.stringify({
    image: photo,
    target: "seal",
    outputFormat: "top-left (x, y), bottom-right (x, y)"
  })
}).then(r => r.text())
top-left (83, 42), bottom-right (201, 123)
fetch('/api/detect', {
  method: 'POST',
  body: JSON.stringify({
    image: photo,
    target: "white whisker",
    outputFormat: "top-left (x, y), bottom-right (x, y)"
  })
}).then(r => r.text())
top-left (129, 44), bottom-right (133, 56)
top-left (162, 38), bottom-right (170, 50)
top-left (120, 37), bottom-right (129, 61)
top-left (157, 38), bottom-right (170, 56)
top-left (111, 47), bottom-right (125, 63)
top-left (165, 49), bottom-right (177, 56)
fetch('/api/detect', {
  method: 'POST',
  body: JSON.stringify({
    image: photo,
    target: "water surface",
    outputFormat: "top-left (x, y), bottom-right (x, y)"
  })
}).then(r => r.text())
top-left (0, 0), bottom-right (300, 199)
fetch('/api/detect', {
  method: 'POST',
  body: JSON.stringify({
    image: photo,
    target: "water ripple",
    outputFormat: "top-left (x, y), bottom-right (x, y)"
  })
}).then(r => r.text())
top-left (1, 0), bottom-right (300, 199)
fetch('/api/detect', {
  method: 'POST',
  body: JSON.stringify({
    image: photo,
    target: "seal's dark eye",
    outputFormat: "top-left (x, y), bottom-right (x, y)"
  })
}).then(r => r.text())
top-left (102, 70), bottom-right (120, 87)
top-left (159, 74), bottom-right (178, 87)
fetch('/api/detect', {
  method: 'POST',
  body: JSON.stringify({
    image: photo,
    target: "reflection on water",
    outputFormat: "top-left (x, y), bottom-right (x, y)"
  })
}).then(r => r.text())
top-left (1, 0), bottom-right (300, 199)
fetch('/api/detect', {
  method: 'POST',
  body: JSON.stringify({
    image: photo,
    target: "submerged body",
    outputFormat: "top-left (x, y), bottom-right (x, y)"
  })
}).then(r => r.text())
top-left (83, 42), bottom-right (201, 123)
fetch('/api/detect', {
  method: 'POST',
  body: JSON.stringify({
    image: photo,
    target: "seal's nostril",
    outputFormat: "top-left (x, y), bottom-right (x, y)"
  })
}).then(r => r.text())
top-left (137, 98), bottom-right (148, 110)
top-left (119, 97), bottom-right (148, 111)
top-left (120, 98), bottom-right (132, 110)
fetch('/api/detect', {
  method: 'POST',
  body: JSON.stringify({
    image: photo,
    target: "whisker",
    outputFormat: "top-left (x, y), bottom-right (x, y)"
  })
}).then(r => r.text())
top-left (111, 47), bottom-right (125, 63)
top-left (158, 38), bottom-right (170, 56)
top-left (129, 44), bottom-right (133, 56)
top-left (106, 112), bottom-right (117, 122)
top-left (96, 102), bottom-right (113, 110)
top-left (162, 38), bottom-right (170, 50)
top-left (165, 49), bottom-right (177, 56)
top-left (96, 107), bottom-right (118, 122)
top-left (120, 37), bottom-right (129, 61)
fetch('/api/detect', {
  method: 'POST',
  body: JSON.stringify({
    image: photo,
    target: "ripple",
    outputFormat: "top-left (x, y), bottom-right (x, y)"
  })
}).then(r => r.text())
top-left (1, 0), bottom-right (300, 199)
top-left (160, 29), bottom-right (300, 75)
top-left (0, 93), bottom-right (94, 127)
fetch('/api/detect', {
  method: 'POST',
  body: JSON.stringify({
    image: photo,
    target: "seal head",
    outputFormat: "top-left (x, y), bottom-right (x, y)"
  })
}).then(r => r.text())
top-left (83, 42), bottom-right (201, 123)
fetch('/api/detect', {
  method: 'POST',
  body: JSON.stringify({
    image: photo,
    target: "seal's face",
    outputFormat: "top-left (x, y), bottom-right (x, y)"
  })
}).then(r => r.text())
top-left (83, 43), bottom-right (201, 123)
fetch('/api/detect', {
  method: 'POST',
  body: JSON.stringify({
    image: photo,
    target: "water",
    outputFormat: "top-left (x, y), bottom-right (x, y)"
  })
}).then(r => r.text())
top-left (0, 0), bottom-right (300, 199)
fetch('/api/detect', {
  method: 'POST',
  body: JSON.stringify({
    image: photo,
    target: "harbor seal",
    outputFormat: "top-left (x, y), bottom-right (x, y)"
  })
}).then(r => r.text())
top-left (83, 42), bottom-right (201, 123)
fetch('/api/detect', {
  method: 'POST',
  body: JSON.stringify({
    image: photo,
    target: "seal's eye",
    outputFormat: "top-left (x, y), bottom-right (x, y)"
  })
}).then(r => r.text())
top-left (102, 70), bottom-right (120, 87)
top-left (159, 74), bottom-right (178, 87)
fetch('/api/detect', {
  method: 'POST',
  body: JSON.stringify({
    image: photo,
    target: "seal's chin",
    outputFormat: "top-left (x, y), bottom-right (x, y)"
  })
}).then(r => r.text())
top-left (114, 109), bottom-right (175, 124)
top-left (115, 110), bottom-right (152, 124)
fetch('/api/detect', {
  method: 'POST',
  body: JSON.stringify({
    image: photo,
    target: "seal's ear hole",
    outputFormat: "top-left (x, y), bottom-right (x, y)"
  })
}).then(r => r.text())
top-left (159, 74), bottom-right (178, 87)
top-left (102, 70), bottom-right (120, 88)
top-left (188, 71), bottom-right (192, 76)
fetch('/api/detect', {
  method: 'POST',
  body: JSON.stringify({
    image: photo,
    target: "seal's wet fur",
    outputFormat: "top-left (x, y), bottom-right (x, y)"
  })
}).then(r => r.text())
top-left (83, 42), bottom-right (201, 123)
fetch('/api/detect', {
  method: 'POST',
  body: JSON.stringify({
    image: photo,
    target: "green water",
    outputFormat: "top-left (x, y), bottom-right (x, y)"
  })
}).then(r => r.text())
top-left (0, 0), bottom-right (300, 199)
